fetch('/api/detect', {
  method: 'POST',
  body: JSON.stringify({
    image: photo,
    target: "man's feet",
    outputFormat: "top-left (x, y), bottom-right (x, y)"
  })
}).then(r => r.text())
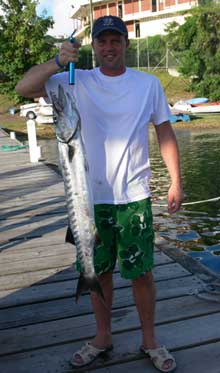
top-left (71, 341), bottom-right (113, 368)
top-left (140, 345), bottom-right (176, 372)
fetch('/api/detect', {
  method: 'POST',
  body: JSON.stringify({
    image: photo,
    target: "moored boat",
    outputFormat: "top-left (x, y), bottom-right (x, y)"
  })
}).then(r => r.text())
top-left (185, 97), bottom-right (208, 105)
top-left (173, 100), bottom-right (220, 114)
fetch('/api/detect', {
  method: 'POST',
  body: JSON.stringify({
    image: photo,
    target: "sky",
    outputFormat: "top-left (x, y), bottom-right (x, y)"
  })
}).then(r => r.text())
top-left (37, 0), bottom-right (75, 37)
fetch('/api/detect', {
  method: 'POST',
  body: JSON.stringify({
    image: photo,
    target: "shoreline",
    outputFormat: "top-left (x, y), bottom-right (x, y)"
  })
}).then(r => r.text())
top-left (0, 113), bottom-right (220, 140)
top-left (155, 234), bottom-right (220, 283)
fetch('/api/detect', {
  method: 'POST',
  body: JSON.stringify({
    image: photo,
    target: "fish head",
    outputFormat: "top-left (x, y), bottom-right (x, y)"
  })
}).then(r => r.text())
top-left (50, 85), bottom-right (80, 143)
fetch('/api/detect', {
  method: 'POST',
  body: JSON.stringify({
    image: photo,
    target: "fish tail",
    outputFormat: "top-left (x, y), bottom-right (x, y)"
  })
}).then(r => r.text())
top-left (65, 226), bottom-right (75, 245)
top-left (76, 273), bottom-right (105, 304)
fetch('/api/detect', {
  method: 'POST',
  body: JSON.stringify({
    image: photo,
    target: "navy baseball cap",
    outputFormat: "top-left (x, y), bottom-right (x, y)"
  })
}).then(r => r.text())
top-left (92, 16), bottom-right (128, 39)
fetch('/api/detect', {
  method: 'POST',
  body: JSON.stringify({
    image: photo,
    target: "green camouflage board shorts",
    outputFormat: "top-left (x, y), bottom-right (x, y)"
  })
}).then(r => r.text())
top-left (76, 198), bottom-right (155, 280)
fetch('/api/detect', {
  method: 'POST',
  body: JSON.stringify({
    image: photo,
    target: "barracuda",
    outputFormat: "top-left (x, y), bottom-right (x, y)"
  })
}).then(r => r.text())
top-left (50, 85), bottom-right (104, 303)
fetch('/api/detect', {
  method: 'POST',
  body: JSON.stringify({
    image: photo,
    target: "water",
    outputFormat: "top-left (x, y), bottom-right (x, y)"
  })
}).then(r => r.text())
top-left (149, 128), bottom-right (220, 275)
top-left (38, 128), bottom-right (220, 275)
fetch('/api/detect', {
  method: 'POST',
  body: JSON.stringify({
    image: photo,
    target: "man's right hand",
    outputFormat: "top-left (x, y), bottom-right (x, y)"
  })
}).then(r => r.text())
top-left (57, 40), bottom-right (81, 68)
top-left (16, 40), bottom-right (81, 99)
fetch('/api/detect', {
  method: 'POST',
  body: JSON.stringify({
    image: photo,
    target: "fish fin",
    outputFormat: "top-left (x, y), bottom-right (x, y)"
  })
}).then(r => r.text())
top-left (76, 273), bottom-right (105, 304)
top-left (58, 85), bottom-right (67, 109)
top-left (50, 85), bottom-right (67, 113)
top-left (66, 91), bottom-right (81, 120)
top-left (65, 226), bottom-right (76, 245)
top-left (68, 144), bottom-right (75, 162)
top-left (49, 89), bottom-right (63, 113)
top-left (84, 158), bottom-right (89, 172)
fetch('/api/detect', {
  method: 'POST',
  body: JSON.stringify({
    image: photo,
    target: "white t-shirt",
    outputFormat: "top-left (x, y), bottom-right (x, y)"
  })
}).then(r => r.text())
top-left (45, 67), bottom-right (170, 204)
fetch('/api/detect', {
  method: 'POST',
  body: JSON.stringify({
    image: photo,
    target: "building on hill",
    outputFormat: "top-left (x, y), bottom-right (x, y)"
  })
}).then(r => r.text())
top-left (71, 0), bottom-right (198, 44)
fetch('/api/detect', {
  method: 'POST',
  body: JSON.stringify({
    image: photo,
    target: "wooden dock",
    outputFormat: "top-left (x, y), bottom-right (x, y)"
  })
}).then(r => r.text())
top-left (1, 128), bottom-right (220, 372)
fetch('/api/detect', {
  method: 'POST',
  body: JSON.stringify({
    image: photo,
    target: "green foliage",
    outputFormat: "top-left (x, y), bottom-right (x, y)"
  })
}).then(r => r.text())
top-left (166, 5), bottom-right (220, 99)
top-left (0, 0), bottom-right (57, 102)
top-left (77, 44), bottom-right (93, 69)
top-left (127, 36), bottom-right (166, 67)
top-left (193, 75), bottom-right (220, 101)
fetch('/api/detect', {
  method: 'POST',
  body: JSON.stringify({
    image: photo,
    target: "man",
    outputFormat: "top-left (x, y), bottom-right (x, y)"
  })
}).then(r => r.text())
top-left (16, 15), bottom-right (182, 372)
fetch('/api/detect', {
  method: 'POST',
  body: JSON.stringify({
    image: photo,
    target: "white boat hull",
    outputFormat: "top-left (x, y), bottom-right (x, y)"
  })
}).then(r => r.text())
top-left (173, 101), bottom-right (220, 115)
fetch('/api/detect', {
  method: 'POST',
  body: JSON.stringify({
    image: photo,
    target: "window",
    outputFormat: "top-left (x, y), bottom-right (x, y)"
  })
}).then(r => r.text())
top-left (135, 22), bottom-right (140, 38)
top-left (118, 2), bottom-right (123, 18)
top-left (152, 0), bottom-right (157, 12)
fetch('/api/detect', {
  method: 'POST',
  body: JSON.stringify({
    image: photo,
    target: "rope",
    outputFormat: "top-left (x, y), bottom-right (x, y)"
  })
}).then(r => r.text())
top-left (153, 196), bottom-right (220, 207)
top-left (182, 196), bottom-right (220, 206)
top-left (0, 145), bottom-right (28, 152)
top-left (189, 282), bottom-right (220, 303)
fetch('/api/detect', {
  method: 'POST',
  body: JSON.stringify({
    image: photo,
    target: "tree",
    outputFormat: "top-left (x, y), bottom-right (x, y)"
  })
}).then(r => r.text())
top-left (0, 0), bottom-right (57, 102)
top-left (166, 5), bottom-right (220, 100)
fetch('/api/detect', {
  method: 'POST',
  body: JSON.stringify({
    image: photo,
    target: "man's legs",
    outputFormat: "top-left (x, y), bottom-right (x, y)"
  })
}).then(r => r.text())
top-left (73, 272), bottom-right (113, 365)
top-left (90, 271), bottom-right (113, 348)
top-left (90, 204), bottom-right (116, 348)
top-left (132, 271), bottom-right (174, 371)
top-left (132, 271), bottom-right (157, 349)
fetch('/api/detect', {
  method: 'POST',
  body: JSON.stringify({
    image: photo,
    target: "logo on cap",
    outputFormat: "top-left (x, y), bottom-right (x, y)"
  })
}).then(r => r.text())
top-left (103, 17), bottom-right (114, 27)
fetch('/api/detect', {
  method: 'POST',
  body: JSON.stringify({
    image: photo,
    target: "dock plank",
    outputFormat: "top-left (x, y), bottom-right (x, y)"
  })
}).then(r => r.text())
top-left (95, 342), bottom-right (220, 373)
top-left (0, 253), bottom-right (174, 308)
top-left (0, 200), bottom-right (66, 219)
top-left (0, 250), bottom-right (171, 274)
top-left (0, 219), bottom-right (68, 243)
top-left (0, 275), bottom-right (201, 329)
top-left (1, 295), bottom-right (220, 356)
top-left (1, 314), bottom-right (220, 372)
top-left (0, 262), bottom-right (189, 290)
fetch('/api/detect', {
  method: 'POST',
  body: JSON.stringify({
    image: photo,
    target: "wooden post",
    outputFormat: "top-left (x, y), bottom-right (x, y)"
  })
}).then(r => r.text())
top-left (27, 119), bottom-right (41, 163)
top-left (10, 131), bottom-right (16, 140)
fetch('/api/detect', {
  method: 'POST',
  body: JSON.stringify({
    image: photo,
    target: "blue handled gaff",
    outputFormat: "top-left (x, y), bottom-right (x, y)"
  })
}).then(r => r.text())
top-left (69, 30), bottom-right (77, 85)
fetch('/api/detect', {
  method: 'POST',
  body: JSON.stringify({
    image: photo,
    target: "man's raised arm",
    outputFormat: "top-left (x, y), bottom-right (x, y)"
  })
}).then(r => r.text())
top-left (15, 58), bottom-right (61, 98)
top-left (16, 40), bottom-right (80, 98)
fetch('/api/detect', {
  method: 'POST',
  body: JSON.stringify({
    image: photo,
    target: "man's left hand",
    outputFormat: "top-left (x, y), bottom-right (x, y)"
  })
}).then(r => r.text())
top-left (167, 183), bottom-right (183, 214)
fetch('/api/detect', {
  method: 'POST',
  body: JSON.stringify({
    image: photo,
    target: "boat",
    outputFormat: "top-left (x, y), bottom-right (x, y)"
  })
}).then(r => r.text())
top-left (185, 97), bottom-right (208, 105)
top-left (169, 113), bottom-right (191, 124)
top-left (20, 97), bottom-right (54, 123)
top-left (173, 100), bottom-right (220, 115)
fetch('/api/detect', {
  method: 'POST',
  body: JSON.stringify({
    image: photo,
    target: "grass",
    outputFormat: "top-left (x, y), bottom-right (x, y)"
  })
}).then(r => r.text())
top-left (138, 69), bottom-right (194, 104)
top-left (149, 70), bottom-right (194, 104)
top-left (0, 71), bottom-right (219, 139)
